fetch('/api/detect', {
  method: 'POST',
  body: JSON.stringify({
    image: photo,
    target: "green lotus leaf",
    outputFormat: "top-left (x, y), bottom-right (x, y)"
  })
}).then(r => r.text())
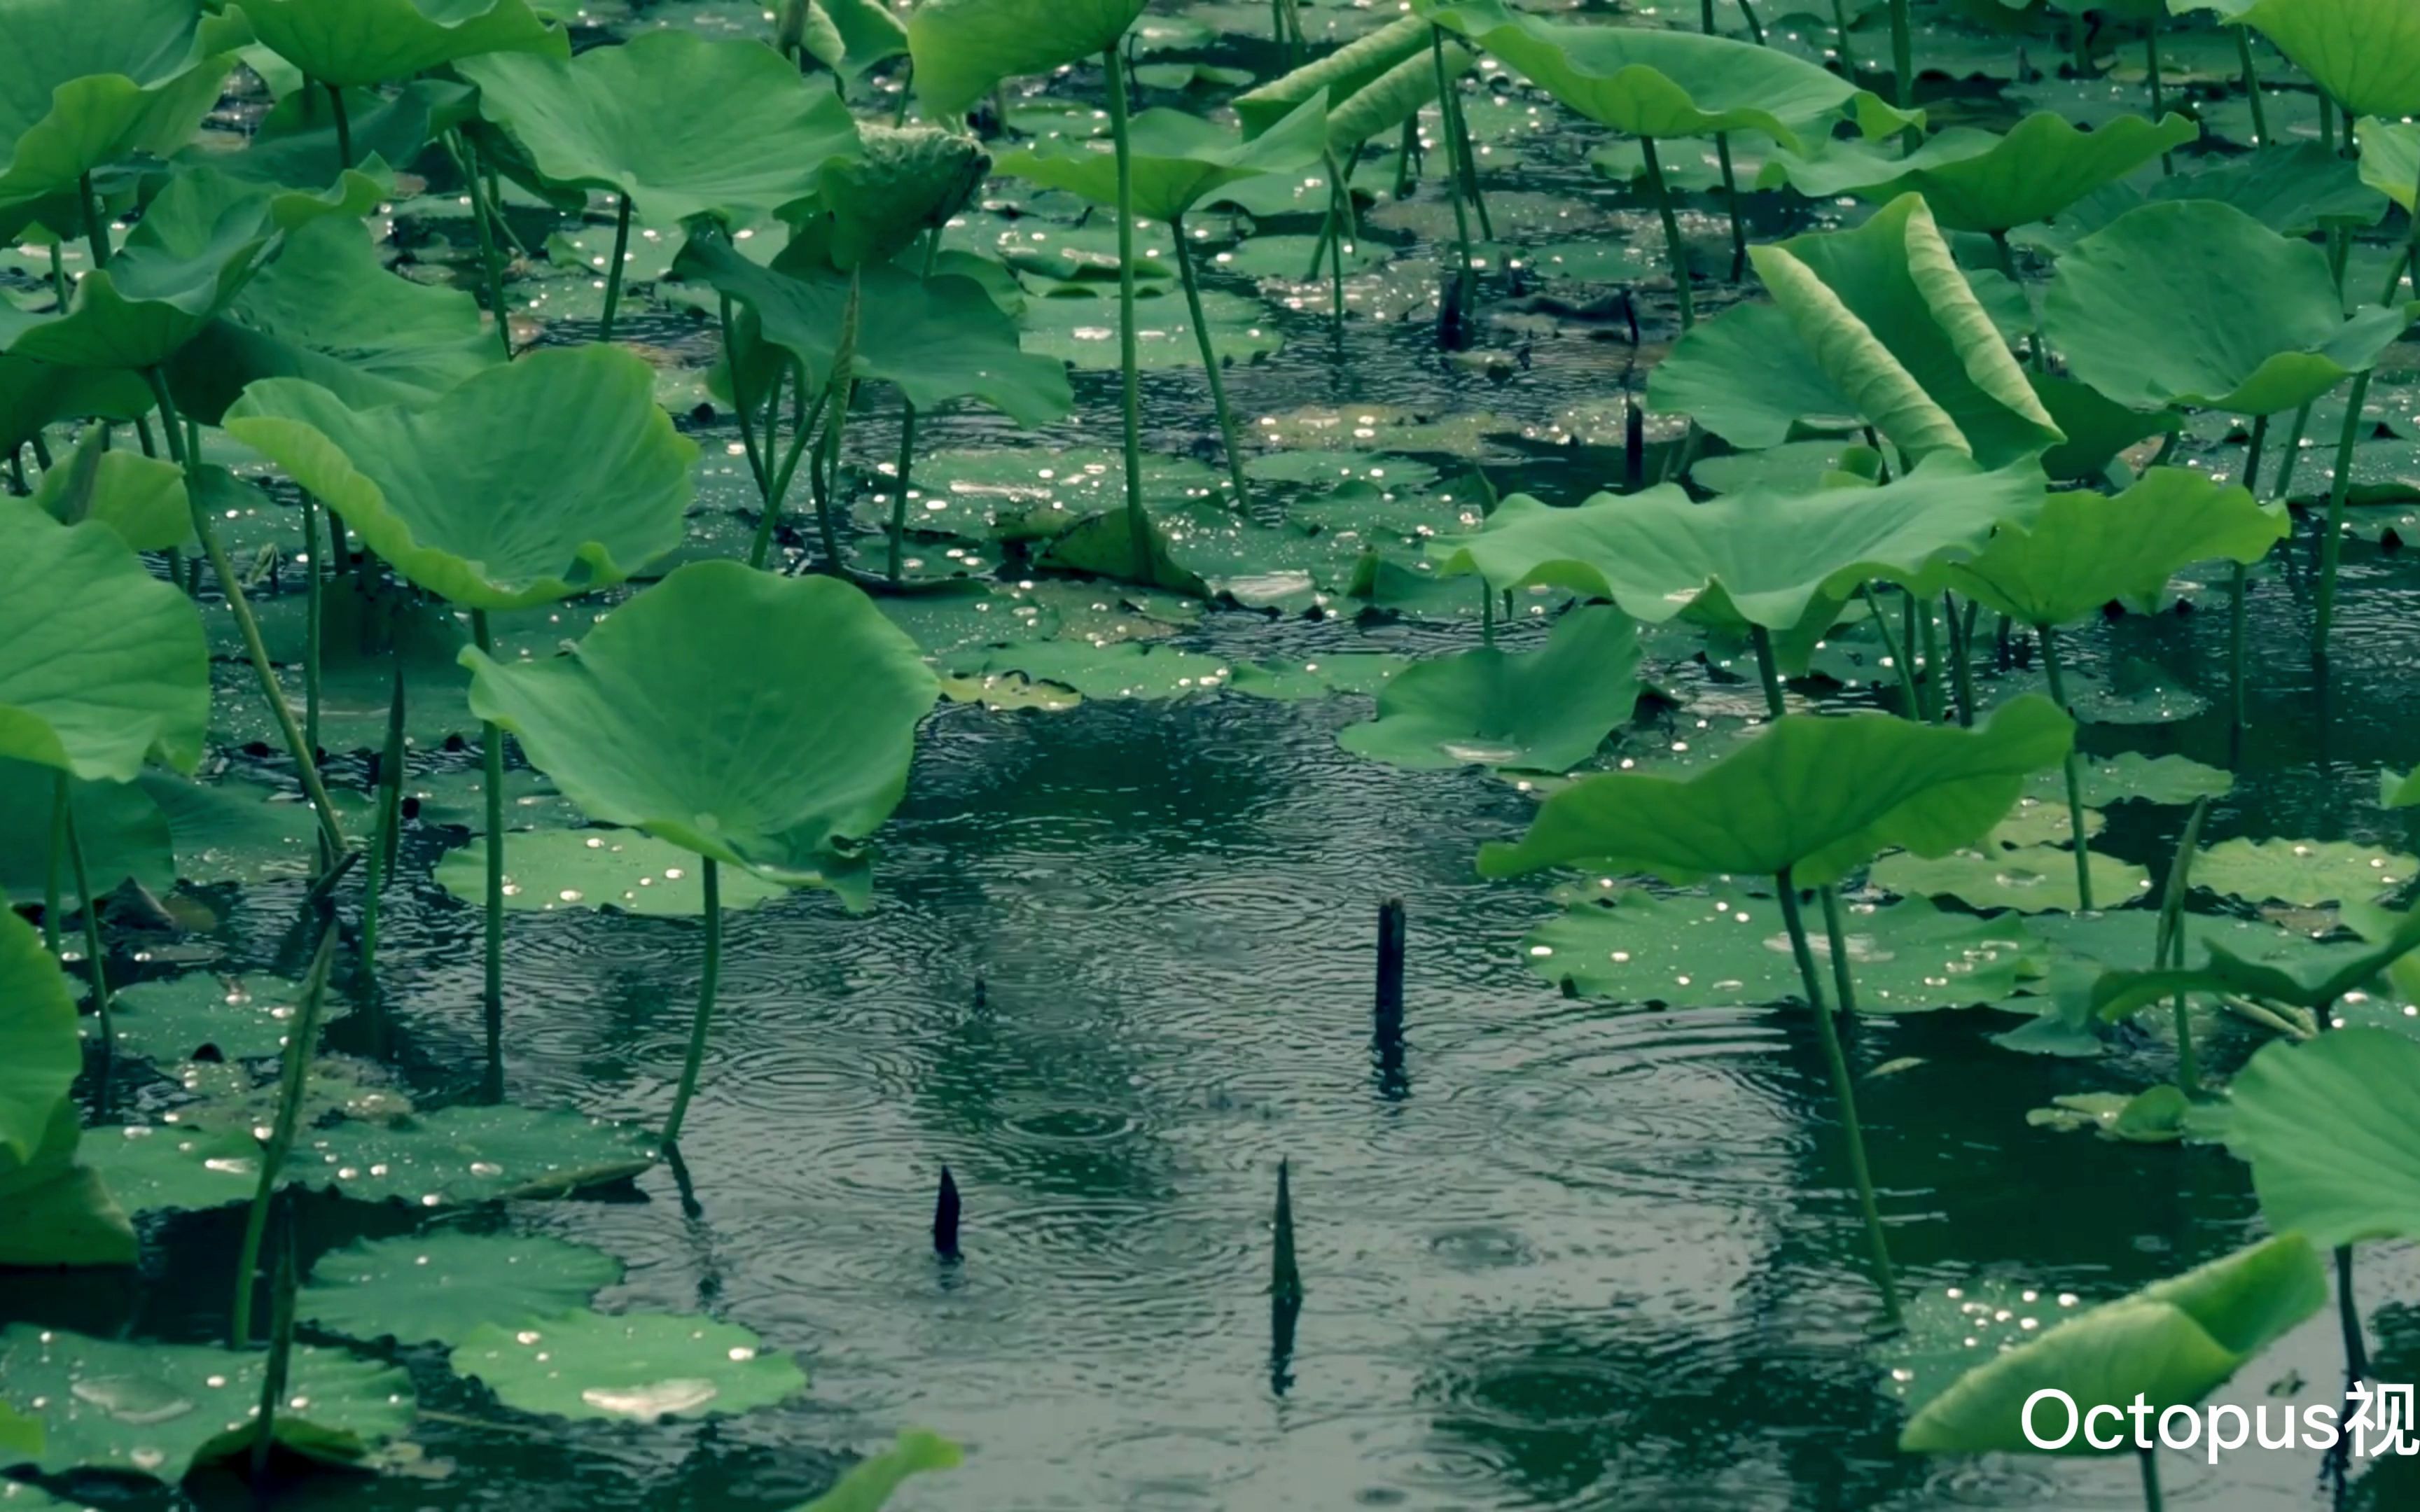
top-left (209, 78), bottom-right (476, 196)
top-left (29, 426), bottom-right (188, 550)
top-left (1897, 1235), bottom-right (2325, 1454)
top-left (996, 94), bottom-right (1328, 225)
top-left (1337, 604), bottom-right (1640, 771)
top-left (2044, 201), bottom-right (2407, 417)
top-left (1871, 844), bottom-right (2150, 913)
top-left (0, 1402), bottom-right (34, 1460)
top-left (2239, 0), bottom-right (2420, 120)
top-left (786, 124), bottom-right (988, 272)
top-left (1015, 284), bottom-right (1279, 372)
top-left (2029, 372), bottom-right (2181, 482)
top-left (2190, 835), bottom-right (2417, 906)
top-left (1646, 300), bottom-right (1859, 448)
top-left (906, 0), bottom-right (1149, 119)
top-left (2143, 139), bottom-right (2385, 234)
top-left (434, 827), bottom-right (812, 916)
top-left (2357, 117), bottom-right (2420, 213)
top-left (794, 1430), bottom-right (963, 1511)
top-left (136, 769), bottom-right (335, 885)
top-left (1758, 113), bottom-right (2199, 232)
top-left (0, 0), bottom-right (229, 211)
top-left (2223, 1028), bottom-right (2420, 1247)
top-left (676, 235), bottom-right (1071, 426)
top-left (461, 29), bottom-right (859, 226)
top-left (1750, 195), bottom-right (2062, 468)
top-left (0, 1324), bottom-right (415, 1479)
top-left (228, 0), bottom-right (565, 90)
top-left (0, 757), bottom-right (175, 907)
top-left (1421, 0), bottom-right (1897, 149)
top-left (1233, 14), bottom-right (1428, 137)
top-left (2026, 750), bottom-right (2232, 806)
top-left (2088, 904), bottom-right (2420, 1026)
top-left (225, 345), bottom-right (693, 611)
top-left (0, 503), bottom-right (209, 780)
top-left (461, 561), bottom-right (940, 887)
top-left (1431, 452), bottom-right (2045, 632)
top-left (1938, 467), bottom-right (2287, 628)
top-left (302, 1232), bottom-right (624, 1348)
top-left (1525, 891), bottom-right (2036, 1011)
top-left (0, 909), bottom-right (78, 1169)
top-left (1481, 694), bottom-right (2075, 887)
top-left (0, 358), bottom-right (151, 453)
top-left (1325, 43), bottom-right (1470, 153)
top-left (450, 1309), bottom-right (806, 1422)
top-left (799, 0), bottom-right (911, 81)
top-left (109, 970), bottom-right (308, 1065)
top-left (0, 1116), bottom-right (137, 1268)
top-left (165, 211), bottom-right (498, 423)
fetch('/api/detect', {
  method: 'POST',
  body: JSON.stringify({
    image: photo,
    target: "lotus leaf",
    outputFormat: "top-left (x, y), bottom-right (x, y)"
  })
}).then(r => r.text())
top-left (2357, 117), bottom-right (2420, 214)
top-left (0, 1324), bottom-right (415, 1479)
top-left (2224, 1028), bottom-right (2420, 1247)
top-left (2143, 139), bottom-right (2386, 234)
top-left (1871, 844), bottom-right (2150, 913)
top-left (461, 562), bottom-right (938, 887)
top-left (1337, 605), bottom-right (1641, 771)
top-left (1750, 195), bottom-right (2063, 468)
top-left (794, 1430), bottom-right (964, 1511)
top-left (225, 345), bottom-right (693, 610)
top-left (0, 503), bottom-right (208, 780)
top-left (2190, 835), bottom-right (2416, 906)
top-left (2028, 750), bottom-right (2232, 806)
top-left (0, 909), bottom-right (78, 1169)
top-left (1758, 113), bottom-right (2199, 232)
top-left (1646, 302), bottom-right (1859, 449)
top-left (1421, 0), bottom-right (1890, 149)
top-left (1481, 695), bottom-right (2074, 887)
top-left (2238, 0), bottom-right (2420, 119)
top-left (302, 1232), bottom-right (624, 1347)
top-left (906, 0), bottom-right (1149, 119)
top-left (2043, 201), bottom-right (2407, 417)
top-left (788, 124), bottom-right (988, 272)
top-left (137, 769), bottom-right (343, 885)
top-left (450, 1309), bottom-right (806, 1422)
top-left (798, 0), bottom-right (911, 81)
top-left (2029, 372), bottom-right (2181, 482)
top-left (461, 30), bottom-right (859, 227)
top-left (0, 757), bottom-right (174, 906)
top-left (226, 0), bottom-right (564, 88)
top-left (1431, 453), bottom-right (2045, 633)
top-left (1938, 468), bottom-right (2286, 627)
top-left (0, 357), bottom-right (151, 454)
top-left (1232, 14), bottom-right (1428, 137)
top-left (28, 428), bottom-right (186, 550)
top-left (434, 828), bottom-right (804, 916)
top-left (2087, 905), bottom-right (2420, 1026)
top-left (109, 971), bottom-right (308, 1065)
top-left (0, 0), bottom-right (228, 211)
top-left (996, 95), bottom-right (1329, 225)
top-left (1016, 286), bottom-right (1280, 372)
top-left (1527, 891), bottom-right (2036, 1011)
top-left (213, 78), bottom-right (475, 195)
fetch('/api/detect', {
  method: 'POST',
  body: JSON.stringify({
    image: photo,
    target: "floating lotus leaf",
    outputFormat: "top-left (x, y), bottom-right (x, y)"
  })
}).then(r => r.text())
top-left (1938, 467), bottom-right (2286, 628)
top-left (1431, 453), bottom-right (2044, 633)
top-left (302, 1232), bottom-right (624, 1348)
top-left (788, 125), bottom-right (988, 272)
top-left (2190, 835), bottom-right (2416, 906)
top-left (226, 0), bottom-right (564, 88)
top-left (136, 770), bottom-right (331, 885)
top-left (1015, 285), bottom-right (1279, 372)
top-left (461, 562), bottom-right (939, 887)
top-left (109, 971), bottom-right (307, 1065)
top-left (1898, 1234), bottom-right (2325, 1454)
top-left (1421, 0), bottom-right (1895, 149)
top-left (28, 428), bottom-right (188, 550)
top-left (2238, 0), bottom-right (2420, 119)
top-left (793, 1430), bottom-right (963, 1511)
top-left (0, 503), bottom-right (208, 780)
top-left (1233, 14), bottom-right (1428, 136)
top-left (1758, 113), bottom-right (2199, 232)
top-left (1646, 301), bottom-right (1860, 448)
top-left (0, 757), bottom-right (175, 906)
top-left (2026, 750), bottom-right (2232, 806)
top-left (1482, 696), bottom-right (2074, 887)
top-left (450, 1309), bottom-right (805, 1422)
top-left (906, 0), bottom-right (1149, 119)
top-left (433, 828), bottom-right (807, 916)
top-left (1526, 891), bottom-right (2036, 1011)
top-left (1750, 195), bottom-right (2062, 468)
top-left (166, 213), bottom-right (498, 424)
top-left (225, 345), bottom-right (693, 611)
top-left (1337, 604), bottom-right (1641, 771)
top-left (676, 237), bottom-right (1071, 426)
top-left (461, 30), bottom-right (858, 226)
top-left (2224, 1028), bottom-right (2420, 1247)
top-left (2027, 1085), bottom-right (2192, 1142)
top-left (2044, 201), bottom-right (2407, 418)
top-left (0, 1325), bottom-right (415, 1480)
top-left (1871, 844), bottom-right (2150, 913)
top-left (996, 94), bottom-right (1328, 225)
top-left (0, 0), bottom-right (229, 211)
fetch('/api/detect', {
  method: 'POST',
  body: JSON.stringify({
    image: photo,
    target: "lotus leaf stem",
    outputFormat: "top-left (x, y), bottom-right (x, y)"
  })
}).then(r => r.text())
top-left (2336, 1241), bottom-right (2370, 1385)
top-left (41, 778), bottom-right (64, 951)
top-left (1713, 134), bottom-right (1748, 282)
top-left (1946, 593), bottom-right (1978, 727)
top-left (324, 82), bottom-right (353, 170)
top-left (77, 172), bottom-right (108, 268)
top-left (450, 133), bottom-right (514, 360)
top-left (472, 610), bottom-right (505, 1091)
top-left (1774, 867), bottom-right (1901, 1325)
top-left (2137, 1446), bottom-right (2162, 1512)
top-left (2144, 29), bottom-right (2171, 174)
top-left (1430, 28), bottom-right (1479, 339)
top-left (1737, 0), bottom-right (1766, 46)
top-left (597, 192), bottom-right (634, 344)
top-left (134, 415), bottom-right (155, 457)
top-left (663, 857), bottom-right (723, 1144)
top-left (1816, 886), bottom-right (1858, 1016)
top-left (1392, 114), bottom-right (1419, 202)
top-left (2235, 29), bottom-right (2268, 146)
top-left (2068, 7), bottom-right (2090, 80)
top-left (809, 273), bottom-right (861, 574)
top-left (2036, 622), bottom-right (2094, 911)
top-left (1860, 582), bottom-right (1919, 712)
top-left (1829, 0), bottom-right (1858, 76)
top-left (2154, 796), bottom-right (2211, 1096)
top-left (360, 661), bottom-right (405, 986)
top-left (889, 232), bottom-right (945, 579)
top-left (1638, 137), bottom-right (1694, 331)
top-left (1889, 0), bottom-right (1914, 124)
top-left (230, 923), bottom-right (338, 1346)
top-left (58, 769), bottom-right (111, 1061)
top-left (1169, 218), bottom-right (1253, 511)
top-left (2318, 93), bottom-right (2336, 155)
top-left (2229, 413), bottom-right (2267, 729)
top-left (723, 293), bottom-right (767, 493)
top-left (2318, 171), bottom-right (2420, 652)
top-left (2269, 402), bottom-right (2311, 500)
top-left (1445, 69), bottom-right (1491, 243)
top-left (302, 493), bottom-right (323, 775)
top-left (151, 369), bottom-right (349, 859)
top-left (1748, 623), bottom-right (1785, 719)
top-left (1102, 43), bottom-right (1152, 583)
top-left (45, 242), bottom-right (66, 305)
top-left (250, 1196), bottom-right (300, 1480)
top-left (1914, 594), bottom-right (1945, 721)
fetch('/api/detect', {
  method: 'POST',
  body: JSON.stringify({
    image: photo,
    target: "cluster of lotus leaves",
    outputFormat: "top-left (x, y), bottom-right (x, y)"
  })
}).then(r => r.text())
top-left (0, 0), bottom-right (231, 223)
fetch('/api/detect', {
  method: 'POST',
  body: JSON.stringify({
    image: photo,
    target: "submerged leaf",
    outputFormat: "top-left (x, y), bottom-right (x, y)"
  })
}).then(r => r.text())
top-left (793, 1430), bottom-right (964, 1512)
top-left (1338, 604), bottom-right (1641, 771)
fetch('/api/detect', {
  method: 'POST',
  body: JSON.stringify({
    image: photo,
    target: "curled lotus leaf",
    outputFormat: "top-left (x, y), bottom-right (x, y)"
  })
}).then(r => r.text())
top-left (907, 0), bottom-right (1150, 119)
top-left (793, 1430), bottom-right (963, 1511)
top-left (995, 94), bottom-right (1329, 225)
top-left (1758, 113), bottom-right (2199, 232)
top-left (1233, 14), bottom-right (1428, 137)
top-left (788, 124), bottom-right (989, 272)
top-left (223, 0), bottom-right (566, 89)
top-left (0, 0), bottom-right (230, 211)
